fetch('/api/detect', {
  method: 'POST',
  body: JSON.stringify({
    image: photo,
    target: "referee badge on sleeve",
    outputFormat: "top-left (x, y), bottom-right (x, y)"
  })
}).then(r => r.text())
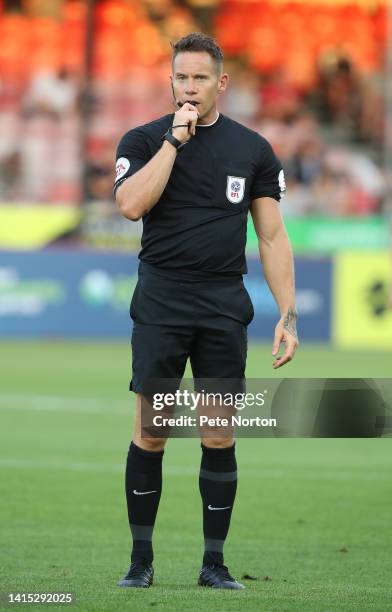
top-left (278, 169), bottom-right (286, 195)
top-left (226, 176), bottom-right (246, 204)
top-left (115, 157), bottom-right (130, 181)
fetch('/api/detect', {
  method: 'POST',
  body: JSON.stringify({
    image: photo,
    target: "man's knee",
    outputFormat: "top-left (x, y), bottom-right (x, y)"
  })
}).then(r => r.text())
top-left (133, 435), bottom-right (167, 452)
top-left (133, 393), bottom-right (168, 451)
top-left (200, 437), bottom-right (235, 449)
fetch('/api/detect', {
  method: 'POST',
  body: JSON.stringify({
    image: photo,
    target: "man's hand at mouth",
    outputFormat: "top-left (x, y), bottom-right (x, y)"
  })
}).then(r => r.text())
top-left (172, 102), bottom-right (200, 140)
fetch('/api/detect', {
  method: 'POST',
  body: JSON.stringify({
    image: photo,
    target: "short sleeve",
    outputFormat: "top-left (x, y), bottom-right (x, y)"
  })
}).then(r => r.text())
top-left (250, 136), bottom-right (286, 202)
top-left (113, 128), bottom-right (151, 196)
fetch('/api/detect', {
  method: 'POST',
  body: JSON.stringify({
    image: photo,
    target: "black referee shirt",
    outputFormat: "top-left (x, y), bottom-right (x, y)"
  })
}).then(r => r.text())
top-left (114, 113), bottom-right (285, 279)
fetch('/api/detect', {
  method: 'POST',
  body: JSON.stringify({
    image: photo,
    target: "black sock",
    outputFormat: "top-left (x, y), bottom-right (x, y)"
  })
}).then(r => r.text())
top-left (125, 441), bottom-right (164, 564)
top-left (199, 443), bottom-right (237, 566)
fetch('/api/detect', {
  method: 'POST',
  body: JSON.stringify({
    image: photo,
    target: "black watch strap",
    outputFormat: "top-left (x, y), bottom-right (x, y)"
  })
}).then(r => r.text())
top-left (161, 129), bottom-right (186, 152)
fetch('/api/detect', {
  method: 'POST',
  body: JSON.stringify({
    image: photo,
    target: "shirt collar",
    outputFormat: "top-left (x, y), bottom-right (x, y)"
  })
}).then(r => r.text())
top-left (197, 112), bottom-right (220, 127)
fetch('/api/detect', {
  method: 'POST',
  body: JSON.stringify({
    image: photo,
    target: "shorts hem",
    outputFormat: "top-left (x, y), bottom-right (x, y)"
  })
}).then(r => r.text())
top-left (129, 379), bottom-right (143, 394)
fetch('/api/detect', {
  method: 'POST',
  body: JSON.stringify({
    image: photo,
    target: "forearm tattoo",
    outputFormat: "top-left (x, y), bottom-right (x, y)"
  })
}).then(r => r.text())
top-left (283, 308), bottom-right (298, 340)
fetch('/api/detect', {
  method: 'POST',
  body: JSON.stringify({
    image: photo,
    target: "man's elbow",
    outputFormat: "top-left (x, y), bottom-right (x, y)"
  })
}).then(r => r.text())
top-left (122, 207), bottom-right (142, 222)
top-left (117, 198), bottom-right (143, 222)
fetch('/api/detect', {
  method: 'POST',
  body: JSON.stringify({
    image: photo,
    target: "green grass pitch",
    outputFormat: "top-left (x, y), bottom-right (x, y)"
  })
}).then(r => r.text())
top-left (0, 341), bottom-right (391, 611)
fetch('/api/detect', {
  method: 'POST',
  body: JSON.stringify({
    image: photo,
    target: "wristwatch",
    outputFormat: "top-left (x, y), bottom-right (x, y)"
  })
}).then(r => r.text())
top-left (161, 128), bottom-right (186, 152)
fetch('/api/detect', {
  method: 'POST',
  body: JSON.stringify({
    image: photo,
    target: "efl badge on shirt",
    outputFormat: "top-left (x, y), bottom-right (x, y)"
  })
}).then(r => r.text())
top-left (116, 157), bottom-right (130, 181)
top-left (278, 169), bottom-right (286, 194)
top-left (226, 176), bottom-right (246, 204)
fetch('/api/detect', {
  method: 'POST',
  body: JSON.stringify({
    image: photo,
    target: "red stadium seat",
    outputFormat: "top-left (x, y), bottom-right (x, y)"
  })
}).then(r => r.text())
top-left (61, 0), bottom-right (86, 23)
top-left (29, 17), bottom-right (62, 71)
top-left (214, 10), bottom-right (248, 55)
top-left (246, 26), bottom-right (284, 72)
top-left (0, 14), bottom-right (29, 79)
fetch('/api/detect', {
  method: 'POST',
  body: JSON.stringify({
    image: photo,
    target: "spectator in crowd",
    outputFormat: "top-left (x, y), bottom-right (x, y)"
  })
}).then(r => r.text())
top-left (18, 67), bottom-right (80, 202)
top-left (23, 67), bottom-right (78, 120)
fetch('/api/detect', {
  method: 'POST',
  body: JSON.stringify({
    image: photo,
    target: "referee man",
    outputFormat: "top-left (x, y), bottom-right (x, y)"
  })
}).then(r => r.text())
top-left (114, 32), bottom-right (298, 589)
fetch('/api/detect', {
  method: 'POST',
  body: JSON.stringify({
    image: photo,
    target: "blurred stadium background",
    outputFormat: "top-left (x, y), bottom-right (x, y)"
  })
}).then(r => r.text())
top-left (0, 0), bottom-right (391, 349)
top-left (1, 1), bottom-right (392, 608)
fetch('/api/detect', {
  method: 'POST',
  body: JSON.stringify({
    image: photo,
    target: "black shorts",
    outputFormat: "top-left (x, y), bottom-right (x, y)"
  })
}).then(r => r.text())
top-left (129, 263), bottom-right (254, 394)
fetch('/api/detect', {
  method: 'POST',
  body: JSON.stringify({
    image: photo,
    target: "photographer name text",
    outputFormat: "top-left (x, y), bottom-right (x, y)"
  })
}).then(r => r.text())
top-left (152, 415), bottom-right (276, 428)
